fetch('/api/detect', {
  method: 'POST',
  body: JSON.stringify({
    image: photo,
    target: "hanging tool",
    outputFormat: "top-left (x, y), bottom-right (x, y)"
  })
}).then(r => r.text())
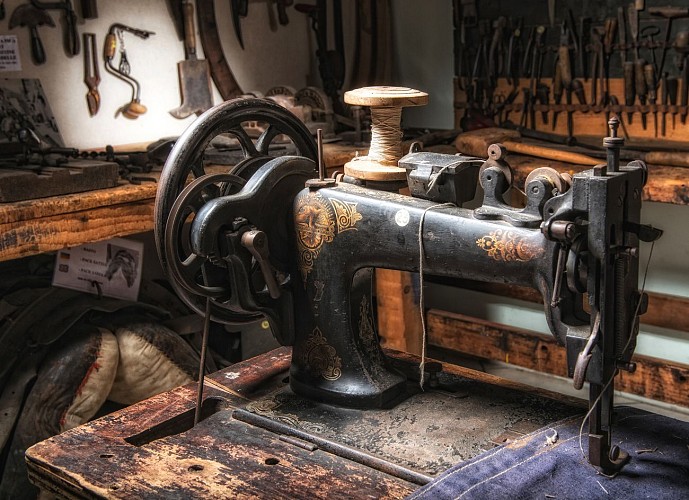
top-left (30, 0), bottom-right (79, 56)
top-left (552, 64), bottom-right (563, 130)
top-left (275, 0), bottom-right (292, 26)
top-left (487, 16), bottom-right (507, 87)
top-left (548, 0), bottom-right (555, 28)
top-left (635, 58), bottom-right (648, 129)
top-left (170, 0), bottom-right (213, 119)
top-left (83, 32), bottom-right (100, 116)
top-left (641, 25), bottom-right (660, 72)
top-left (644, 64), bottom-right (658, 137)
top-left (296, 0), bottom-right (346, 116)
top-left (166, 0), bottom-right (184, 40)
top-left (623, 61), bottom-right (635, 124)
top-left (536, 83), bottom-right (550, 125)
top-left (579, 17), bottom-right (591, 80)
top-left (197, 0), bottom-right (243, 100)
top-left (589, 27), bottom-right (603, 106)
top-left (505, 17), bottom-right (523, 86)
top-left (0, 1), bottom-right (5, 20)
top-left (528, 25), bottom-right (546, 129)
top-left (230, 0), bottom-right (249, 49)
top-left (660, 72), bottom-right (668, 136)
top-left (79, 0), bottom-right (97, 19)
top-left (617, 6), bottom-right (627, 67)
top-left (602, 17), bottom-right (618, 114)
top-left (8, 4), bottom-right (54, 65)
top-left (649, 6), bottom-right (689, 78)
top-left (103, 24), bottom-right (155, 119)
top-left (628, 3), bottom-right (639, 61)
top-left (667, 76), bottom-right (678, 130)
top-left (674, 31), bottom-right (689, 125)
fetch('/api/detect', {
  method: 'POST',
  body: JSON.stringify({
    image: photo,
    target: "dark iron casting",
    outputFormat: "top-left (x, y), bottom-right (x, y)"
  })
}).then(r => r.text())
top-left (155, 100), bottom-right (661, 474)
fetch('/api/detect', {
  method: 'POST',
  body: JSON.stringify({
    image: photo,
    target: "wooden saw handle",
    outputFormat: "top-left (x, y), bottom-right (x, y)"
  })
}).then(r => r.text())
top-left (503, 140), bottom-right (600, 166)
top-left (644, 152), bottom-right (689, 168)
top-left (183, 1), bottom-right (197, 59)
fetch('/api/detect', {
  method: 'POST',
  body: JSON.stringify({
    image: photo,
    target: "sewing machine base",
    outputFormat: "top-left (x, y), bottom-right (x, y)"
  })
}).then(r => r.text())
top-left (25, 348), bottom-right (584, 498)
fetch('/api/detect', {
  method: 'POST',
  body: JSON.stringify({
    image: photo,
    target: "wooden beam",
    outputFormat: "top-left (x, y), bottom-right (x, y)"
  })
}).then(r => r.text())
top-left (441, 278), bottom-right (689, 334)
top-left (0, 201), bottom-right (154, 261)
top-left (377, 269), bottom-right (423, 355)
top-left (427, 309), bottom-right (689, 407)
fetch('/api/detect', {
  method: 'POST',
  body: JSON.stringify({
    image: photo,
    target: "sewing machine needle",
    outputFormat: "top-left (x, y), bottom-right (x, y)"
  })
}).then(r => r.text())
top-left (194, 297), bottom-right (212, 425)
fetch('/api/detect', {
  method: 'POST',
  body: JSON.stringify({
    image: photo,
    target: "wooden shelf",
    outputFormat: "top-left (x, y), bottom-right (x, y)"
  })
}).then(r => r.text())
top-left (0, 144), bottom-right (363, 263)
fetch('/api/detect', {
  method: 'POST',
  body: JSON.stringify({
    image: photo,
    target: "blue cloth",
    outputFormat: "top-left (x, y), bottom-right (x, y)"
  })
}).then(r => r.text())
top-left (410, 407), bottom-right (689, 499)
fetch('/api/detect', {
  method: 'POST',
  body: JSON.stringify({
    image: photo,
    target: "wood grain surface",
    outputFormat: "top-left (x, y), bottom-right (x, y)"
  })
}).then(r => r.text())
top-left (427, 309), bottom-right (689, 407)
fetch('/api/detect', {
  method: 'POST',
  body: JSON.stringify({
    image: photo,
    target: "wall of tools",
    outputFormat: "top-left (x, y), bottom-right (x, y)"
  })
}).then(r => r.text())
top-left (447, 0), bottom-right (689, 368)
top-left (453, 0), bottom-right (689, 142)
top-left (0, 0), bottom-right (358, 148)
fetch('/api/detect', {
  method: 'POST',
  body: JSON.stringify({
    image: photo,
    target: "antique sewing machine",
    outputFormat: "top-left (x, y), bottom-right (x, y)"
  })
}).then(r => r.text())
top-left (153, 87), bottom-right (661, 475)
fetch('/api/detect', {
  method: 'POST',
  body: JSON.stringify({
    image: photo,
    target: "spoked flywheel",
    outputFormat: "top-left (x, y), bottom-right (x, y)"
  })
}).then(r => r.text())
top-left (154, 98), bottom-right (317, 326)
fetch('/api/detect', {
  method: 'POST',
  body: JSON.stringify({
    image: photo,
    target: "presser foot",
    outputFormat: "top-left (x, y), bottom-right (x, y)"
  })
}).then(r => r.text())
top-left (589, 433), bottom-right (630, 474)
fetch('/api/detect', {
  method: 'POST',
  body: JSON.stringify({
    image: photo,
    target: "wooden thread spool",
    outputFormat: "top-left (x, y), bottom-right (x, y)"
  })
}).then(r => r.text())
top-left (344, 86), bottom-right (428, 181)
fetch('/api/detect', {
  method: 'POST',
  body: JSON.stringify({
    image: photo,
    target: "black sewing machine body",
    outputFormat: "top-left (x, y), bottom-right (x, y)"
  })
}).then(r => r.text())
top-left (155, 99), bottom-right (659, 473)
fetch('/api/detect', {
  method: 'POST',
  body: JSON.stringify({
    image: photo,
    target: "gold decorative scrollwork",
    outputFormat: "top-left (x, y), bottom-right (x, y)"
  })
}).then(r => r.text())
top-left (294, 191), bottom-right (362, 280)
top-left (331, 199), bottom-right (363, 233)
top-left (302, 327), bottom-right (342, 381)
top-left (476, 229), bottom-right (544, 262)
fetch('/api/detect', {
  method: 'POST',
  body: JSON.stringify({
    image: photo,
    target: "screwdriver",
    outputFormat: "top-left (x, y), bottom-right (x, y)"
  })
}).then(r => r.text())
top-left (644, 64), bottom-right (658, 137)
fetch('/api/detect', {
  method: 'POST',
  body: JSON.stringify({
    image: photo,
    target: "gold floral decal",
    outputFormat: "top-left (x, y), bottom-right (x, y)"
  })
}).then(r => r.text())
top-left (302, 327), bottom-right (342, 381)
top-left (476, 229), bottom-right (544, 262)
top-left (331, 199), bottom-right (363, 233)
top-left (295, 191), bottom-right (362, 280)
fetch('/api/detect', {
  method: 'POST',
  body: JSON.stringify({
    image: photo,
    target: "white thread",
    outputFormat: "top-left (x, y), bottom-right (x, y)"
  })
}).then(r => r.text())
top-left (577, 240), bottom-right (657, 466)
top-left (368, 107), bottom-right (403, 165)
top-left (418, 202), bottom-right (455, 388)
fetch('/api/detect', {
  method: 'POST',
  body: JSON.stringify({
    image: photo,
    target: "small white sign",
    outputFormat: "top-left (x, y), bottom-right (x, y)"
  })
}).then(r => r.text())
top-left (52, 238), bottom-right (144, 301)
top-left (0, 36), bottom-right (21, 71)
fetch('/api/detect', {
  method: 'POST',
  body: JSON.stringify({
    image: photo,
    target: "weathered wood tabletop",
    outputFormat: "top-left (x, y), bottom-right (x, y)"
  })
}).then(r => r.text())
top-left (25, 348), bottom-right (584, 499)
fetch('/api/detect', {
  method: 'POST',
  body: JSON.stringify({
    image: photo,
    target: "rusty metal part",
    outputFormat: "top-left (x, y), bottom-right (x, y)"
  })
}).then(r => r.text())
top-left (79, 0), bottom-right (97, 19)
top-left (649, 6), bottom-right (689, 77)
top-left (30, 0), bottom-right (78, 56)
top-left (9, 4), bottom-right (54, 65)
top-left (83, 32), bottom-right (100, 116)
top-left (170, 1), bottom-right (213, 119)
top-left (197, 0), bottom-right (243, 99)
top-left (234, 408), bottom-right (433, 485)
top-left (230, 0), bottom-right (248, 49)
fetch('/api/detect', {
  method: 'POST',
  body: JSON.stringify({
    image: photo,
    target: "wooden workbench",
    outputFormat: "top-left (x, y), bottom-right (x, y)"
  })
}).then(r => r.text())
top-left (25, 347), bottom-right (583, 499)
top-left (0, 143), bottom-right (363, 263)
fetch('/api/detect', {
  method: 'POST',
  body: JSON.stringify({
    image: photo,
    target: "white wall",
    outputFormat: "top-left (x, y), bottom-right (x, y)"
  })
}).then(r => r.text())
top-left (390, 0), bottom-right (454, 130)
top-left (1, 0), bottom-right (316, 148)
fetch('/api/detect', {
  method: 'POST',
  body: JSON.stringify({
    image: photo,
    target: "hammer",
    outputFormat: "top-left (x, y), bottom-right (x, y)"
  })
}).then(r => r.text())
top-left (9, 4), bottom-right (54, 65)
